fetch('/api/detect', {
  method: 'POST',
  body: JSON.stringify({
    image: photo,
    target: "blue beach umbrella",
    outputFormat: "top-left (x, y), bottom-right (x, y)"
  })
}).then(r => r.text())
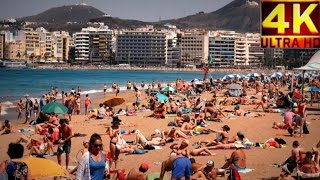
top-left (270, 72), bottom-right (283, 78)
top-left (246, 73), bottom-right (260, 79)
top-left (156, 93), bottom-right (169, 102)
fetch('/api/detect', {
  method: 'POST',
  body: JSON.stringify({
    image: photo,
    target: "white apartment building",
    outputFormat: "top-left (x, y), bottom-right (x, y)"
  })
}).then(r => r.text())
top-left (116, 25), bottom-right (167, 66)
top-left (234, 33), bottom-right (264, 66)
top-left (37, 27), bottom-right (53, 62)
top-left (247, 33), bottom-right (264, 66)
top-left (179, 31), bottom-right (209, 66)
top-left (166, 30), bottom-right (180, 67)
top-left (74, 24), bottom-right (113, 64)
top-left (17, 28), bottom-right (40, 59)
top-left (208, 30), bottom-right (237, 67)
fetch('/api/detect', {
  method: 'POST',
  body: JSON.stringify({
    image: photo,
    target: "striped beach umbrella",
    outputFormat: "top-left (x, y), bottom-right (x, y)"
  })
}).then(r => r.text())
top-left (246, 73), bottom-right (260, 79)
top-left (270, 72), bottom-right (283, 78)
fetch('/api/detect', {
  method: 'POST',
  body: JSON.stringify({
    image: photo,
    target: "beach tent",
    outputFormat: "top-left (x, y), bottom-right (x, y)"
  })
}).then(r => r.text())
top-left (227, 83), bottom-right (243, 97)
top-left (294, 50), bottom-right (320, 102)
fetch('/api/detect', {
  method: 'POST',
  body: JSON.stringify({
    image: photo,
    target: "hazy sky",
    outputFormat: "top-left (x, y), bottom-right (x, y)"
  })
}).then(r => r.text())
top-left (0, 0), bottom-right (233, 22)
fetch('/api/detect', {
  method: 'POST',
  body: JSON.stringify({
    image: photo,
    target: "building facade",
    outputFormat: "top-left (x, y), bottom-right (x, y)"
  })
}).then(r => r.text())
top-left (0, 34), bottom-right (5, 59)
top-left (116, 25), bottom-right (167, 66)
top-left (4, 40), bottom-right (25, 60)
top-left (17, 28), bottom-right (40, 60)
top-left (74, 25), bottom-right (113, 64)
top-left (179, 31), bottom-right (209, 66)
top-left (208, 31), bottom-right (236, 67)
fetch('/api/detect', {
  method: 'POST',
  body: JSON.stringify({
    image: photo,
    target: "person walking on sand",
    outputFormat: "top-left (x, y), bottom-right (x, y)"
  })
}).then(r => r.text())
top-left (16, 99), bottom-right (23, 121)
top-left (57, 118), bottom-right (74, 169)
top-left (135, 89), bottom-right (141, 109)
top-left (103, 84), bottom-right (107, 95)
top-left (84, 94), bottom-right (91, 115)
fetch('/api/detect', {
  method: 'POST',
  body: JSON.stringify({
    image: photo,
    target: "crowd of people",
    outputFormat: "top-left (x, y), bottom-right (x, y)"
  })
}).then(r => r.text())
top-left (0, 72), bottom-right (319, 180)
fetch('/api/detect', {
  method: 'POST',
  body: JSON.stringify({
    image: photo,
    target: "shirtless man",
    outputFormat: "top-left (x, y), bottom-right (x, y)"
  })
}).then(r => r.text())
top-left (135, 89), bottom-right (142, 109)
top-left (254, 96), bottom-right (279, 113)
top-left (182, 98), bottom-right (191, 109)
top-left (159, 154), bottom-right (191, 180)
top-left (16, 99), bottom-right (24, 121)
top-left (126, 163), bottom-right (149, 180)
top-left (57, 118), bottom-right (73, 169)
top-left (200, 125), bottom-right (230, 147)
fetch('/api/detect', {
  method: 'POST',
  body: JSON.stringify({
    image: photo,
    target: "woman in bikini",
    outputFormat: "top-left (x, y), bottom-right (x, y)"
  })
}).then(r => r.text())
top-left (16, 99), bottom-right (24, 121)
top-left (221, 143), bottom-right (246, 171)
top-left (84, 94), bottom-right (91, 115)
top-left (105, 117), bottom-right (122, 169)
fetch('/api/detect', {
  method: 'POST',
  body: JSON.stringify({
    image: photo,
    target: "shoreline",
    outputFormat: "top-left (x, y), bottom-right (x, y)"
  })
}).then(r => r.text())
top-left (29, 64), bottom-right (277, 74)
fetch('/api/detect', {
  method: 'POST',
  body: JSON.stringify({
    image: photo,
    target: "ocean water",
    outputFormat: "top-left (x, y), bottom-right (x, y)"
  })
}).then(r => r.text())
top-left (0, 68), bottom-right (227, 119)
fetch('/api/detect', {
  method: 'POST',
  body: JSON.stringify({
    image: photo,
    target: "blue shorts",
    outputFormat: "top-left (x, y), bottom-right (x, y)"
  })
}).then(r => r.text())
top-left (172, 157), bottom-right (192, 179)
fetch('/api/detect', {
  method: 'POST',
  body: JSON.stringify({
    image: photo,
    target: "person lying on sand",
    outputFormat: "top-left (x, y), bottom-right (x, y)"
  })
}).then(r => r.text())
top-left (233, 105), bottom-right (264, 117)
top-left (254, 96), bottom-right (280, 113)
top-left (134, 130), bottom-right (166, 147)
top-left (273, 111), bottom-right (295, 130)
top-left (204, 107), bottom-right (227, 121)
top-left (199, 125), bottom-right (230, 147)
top-left (173, 111), bottom-right (184, 127)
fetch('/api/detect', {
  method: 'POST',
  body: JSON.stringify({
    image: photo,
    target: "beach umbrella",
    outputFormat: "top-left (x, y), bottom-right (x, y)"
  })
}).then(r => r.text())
top-left (227, 83), bottom-right (243, 90)
top-left (156, 93), bottom-right (169, 102)
top-left (191, 79), bottom-right (203, 85)
top-left (22, 157), bottom-right (69, 178)
top-left (42, 102), bottom-right (68, 114)
top-left (270, 72), bottom-right (283, 78)
top-left (295, 72), bottom-right (311, 78)
top-left (103, 96), bottom-right (125, 107)
top-left (246, 73), bottom-right (260, 78)
top-left (303, 86), bottom-right (320, 92)
top-left (163, 86), bottom-right (176, 92)
top-left (222, 74), bottom-right (235, 80)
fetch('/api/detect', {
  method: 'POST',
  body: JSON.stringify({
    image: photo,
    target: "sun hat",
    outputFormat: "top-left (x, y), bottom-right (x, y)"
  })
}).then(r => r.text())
top-left (234, 141), bottom-right (245, 148)
top-left (207, 160), bottom-right (214, 167)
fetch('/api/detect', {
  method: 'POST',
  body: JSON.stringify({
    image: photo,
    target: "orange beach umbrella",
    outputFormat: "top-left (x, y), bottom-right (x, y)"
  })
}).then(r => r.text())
top-left (103, 96), bottom-right (125, 107)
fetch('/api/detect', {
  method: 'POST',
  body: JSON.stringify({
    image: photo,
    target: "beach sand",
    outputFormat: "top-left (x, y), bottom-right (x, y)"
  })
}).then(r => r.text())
top-left (0, 88), bottom-right (319, 180)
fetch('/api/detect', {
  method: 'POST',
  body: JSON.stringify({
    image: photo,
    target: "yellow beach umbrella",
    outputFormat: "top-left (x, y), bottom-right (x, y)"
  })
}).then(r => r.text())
top-left (22, 157), bottom-right (69, 178)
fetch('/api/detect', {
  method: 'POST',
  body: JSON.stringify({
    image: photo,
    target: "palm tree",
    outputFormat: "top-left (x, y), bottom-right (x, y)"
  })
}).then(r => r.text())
top-left (29, 53), bottom-right (35, 63)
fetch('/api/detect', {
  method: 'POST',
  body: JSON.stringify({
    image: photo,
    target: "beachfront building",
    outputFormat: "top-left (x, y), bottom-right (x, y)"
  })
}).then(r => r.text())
top-left (16, 28), bottom-right (40, 62)
top-left (178, 30), bottom-right (209, 66)
top-left (51, 31), bottom-right (71, 62)
top-left (37, 27), bottom-right (53, 62)
top-left (166, 29), bottom-right (180, 67)
top-left (247, 33), bottom-right (264, 67)
top-left (116, 25), bottom-right (167, 66)
top-left (264, 49), bottom-right (284, 68)
top-left (74, 24), bottom-right (113, 64)
top-left (4, 40), bottom-right (26, 60)
top-left (208, 30), bottom-right (237, 67)
top-left (234, 33), bottom-right (264, 67)
top-left (0, 34), bottom-right (5, 59)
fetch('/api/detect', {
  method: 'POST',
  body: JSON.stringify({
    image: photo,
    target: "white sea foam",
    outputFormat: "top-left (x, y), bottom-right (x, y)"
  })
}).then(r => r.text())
top-left (81, 89), bottom-right (104, 94)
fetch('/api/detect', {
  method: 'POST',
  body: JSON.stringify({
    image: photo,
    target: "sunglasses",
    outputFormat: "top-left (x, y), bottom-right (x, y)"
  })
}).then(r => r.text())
top-left (93, 144), bottom-right (103, 148)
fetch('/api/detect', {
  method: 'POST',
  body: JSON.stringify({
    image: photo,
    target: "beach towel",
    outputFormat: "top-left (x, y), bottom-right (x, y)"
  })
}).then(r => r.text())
top-left (238, 168), bottom-right (253, 173)
top-left (136, 109), bottom-right (152, 113)
top-left (17, 128), bottom-right (34, 133)
top-left (153, 146), bottom-right (163, 150)
top-left (147, 172), bottom-right (168, 180)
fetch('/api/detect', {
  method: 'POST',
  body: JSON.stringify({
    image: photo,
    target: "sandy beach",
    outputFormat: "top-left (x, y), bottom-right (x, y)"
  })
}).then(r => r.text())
top-left (0, 86), bottom-right (319, 180)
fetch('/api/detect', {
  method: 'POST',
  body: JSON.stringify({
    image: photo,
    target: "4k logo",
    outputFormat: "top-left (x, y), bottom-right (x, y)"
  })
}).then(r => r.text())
top-left (261, 0), bottom-right (320, 48)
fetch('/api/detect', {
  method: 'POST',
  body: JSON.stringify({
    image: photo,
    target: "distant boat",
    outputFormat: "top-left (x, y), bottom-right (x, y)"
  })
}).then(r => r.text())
top-left (0, 60), bottom-right (28, 68)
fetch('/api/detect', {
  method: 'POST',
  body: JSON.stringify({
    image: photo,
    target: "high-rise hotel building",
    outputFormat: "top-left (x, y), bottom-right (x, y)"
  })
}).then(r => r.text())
top-left (208, 31), bottom-right (237, 67)
top-left (116, 25), bottom-right (167, 66)
top-left (74, 24), bottom-right (113, 64)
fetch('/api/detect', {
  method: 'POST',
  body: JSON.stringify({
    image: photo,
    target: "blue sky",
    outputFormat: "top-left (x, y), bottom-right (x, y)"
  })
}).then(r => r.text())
top-left (0, 0), bottom-right (233, 22)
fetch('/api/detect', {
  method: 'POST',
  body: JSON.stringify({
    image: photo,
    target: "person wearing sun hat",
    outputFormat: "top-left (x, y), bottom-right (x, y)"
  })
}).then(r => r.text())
top-left (126, 163), bottom-right (149, 180)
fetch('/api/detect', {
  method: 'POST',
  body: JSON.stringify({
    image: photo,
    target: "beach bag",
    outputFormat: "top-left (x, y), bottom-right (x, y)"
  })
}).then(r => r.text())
top-left (116, 136), bottom-right (126, 150)
top-left (228, 168), bottom-right (241, 180)
top-left (144, 144), bottom-right (155, 150)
